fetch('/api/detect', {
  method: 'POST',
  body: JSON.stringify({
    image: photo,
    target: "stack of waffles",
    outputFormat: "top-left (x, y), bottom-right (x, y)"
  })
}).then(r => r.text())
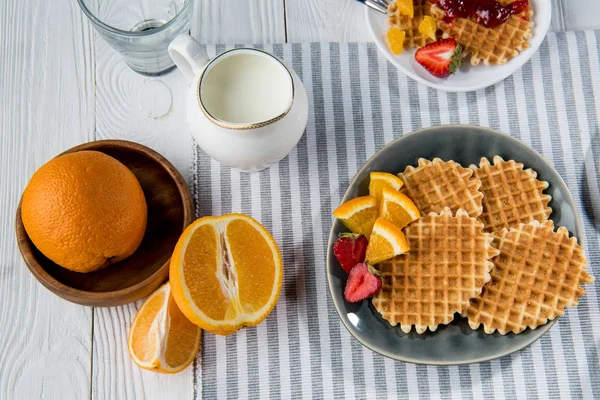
top-left (372, 156), bottom-right (595, 334)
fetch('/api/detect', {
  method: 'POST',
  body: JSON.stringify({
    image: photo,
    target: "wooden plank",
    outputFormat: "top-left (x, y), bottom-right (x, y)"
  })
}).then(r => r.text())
top-left (561, 0), bottom-right (600, 31)
top-left (286, 0), bottom-right (371, 43)
top-left (551, 0), bottom-right (567, 32)
top-left (0, 0), bottom-right (95, 398)
top-left (91, 31), bottom-right (195, 400)
top-left (92, 304), bottom-right (195, 399)
top-left (91, 1), bottom-right (285, 398)
top-left (197, 0), bottom-right (285, 44)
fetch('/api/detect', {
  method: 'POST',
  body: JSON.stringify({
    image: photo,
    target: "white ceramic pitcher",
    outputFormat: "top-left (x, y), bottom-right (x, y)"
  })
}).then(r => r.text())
top-left (168, 35), bottom-right (308, 172)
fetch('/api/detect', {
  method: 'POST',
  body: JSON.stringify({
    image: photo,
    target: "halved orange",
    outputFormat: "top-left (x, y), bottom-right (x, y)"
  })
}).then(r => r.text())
top-left (170, 214), bottom-right (282, 335)
top-left (333, 195), bottom-right (378, 236)
top-left (128, 282), bottom-right (201, 374)
top-left (379, 187), bottom-right (420, 229)
top-left (365, 218), bottom-right (410, 265)
top-left (369, 172), bottom-right (404, 204)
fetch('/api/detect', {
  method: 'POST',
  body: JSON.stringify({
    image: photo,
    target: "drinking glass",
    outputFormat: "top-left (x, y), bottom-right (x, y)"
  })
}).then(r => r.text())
top-left (77, 0), bottom-right (192, 76)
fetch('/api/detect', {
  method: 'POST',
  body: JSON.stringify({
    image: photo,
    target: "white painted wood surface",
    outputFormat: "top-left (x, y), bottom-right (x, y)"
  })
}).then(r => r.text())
top-left (1, 0), bottom-right (598, 399)
top-left (0, 0), bottom-right (95, 399)
top-left (558, 0), bottom-right (600, 32)
top-left (91, 19), bottom-right (196, 400)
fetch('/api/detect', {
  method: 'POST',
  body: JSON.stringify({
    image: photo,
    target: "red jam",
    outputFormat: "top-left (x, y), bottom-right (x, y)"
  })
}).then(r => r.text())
top-left (431, 0), bottom-right (529, 28)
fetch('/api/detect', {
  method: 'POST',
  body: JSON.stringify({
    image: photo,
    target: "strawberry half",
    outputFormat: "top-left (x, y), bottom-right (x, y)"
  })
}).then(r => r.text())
top-left (333, 233), bottom-right (368, 274)
top-left (415, 38), bottom-right (463, 78)
top-left (344, 263), bottom-right (382, 303)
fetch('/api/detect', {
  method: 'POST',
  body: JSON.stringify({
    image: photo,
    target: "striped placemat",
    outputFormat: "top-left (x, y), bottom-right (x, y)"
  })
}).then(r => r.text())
top-left (192, 32), bottom-right (600, 399)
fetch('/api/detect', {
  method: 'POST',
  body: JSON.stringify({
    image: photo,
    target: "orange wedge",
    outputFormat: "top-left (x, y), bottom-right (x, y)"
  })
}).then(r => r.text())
top-left (387, 26), bottom-right (406, 55)
top-left (419, 15), bottom-right (437, 40)
top-left (369, 172), bottom-right (405, 204)
top-left (396, 0), bottom-right (414, 17)
top-left (379, 187), bottom-right (421, 229)
top-left (170, 214), bottom-right (282, 335)
top-left (128, 282), bottom-right (201, 374)
top-left (366, 218), bottom-right (410, 264)
top-left (333, 195), bottom-right (378, 236)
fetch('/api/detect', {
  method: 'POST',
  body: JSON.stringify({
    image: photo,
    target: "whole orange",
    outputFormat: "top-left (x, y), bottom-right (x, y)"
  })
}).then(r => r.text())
top-left (21, 150), bottom-right (147, 273)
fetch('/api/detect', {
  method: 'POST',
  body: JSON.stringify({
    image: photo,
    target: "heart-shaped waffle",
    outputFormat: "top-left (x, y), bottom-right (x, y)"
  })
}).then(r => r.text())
top-left (430, 1), bottom-right (533, 65)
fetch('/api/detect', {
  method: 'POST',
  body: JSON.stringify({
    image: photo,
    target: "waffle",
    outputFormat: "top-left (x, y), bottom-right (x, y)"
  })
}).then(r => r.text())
top-left (464, 220), bottom-right (594, 335)
top-left (470, 156), bottom-right (551, 232)
top-left (430, 2), bottom-right (533, 65)
top-left (399, 158), bottom-right (483, 218)
top-left (372, 208), bottom-right (498, 333)
top-left (387, 1), bottom-right (439, 49)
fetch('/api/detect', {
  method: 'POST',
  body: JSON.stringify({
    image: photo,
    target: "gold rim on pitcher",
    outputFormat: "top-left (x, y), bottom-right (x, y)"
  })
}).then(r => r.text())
top-left (196, 48), bottom-right (295, 131)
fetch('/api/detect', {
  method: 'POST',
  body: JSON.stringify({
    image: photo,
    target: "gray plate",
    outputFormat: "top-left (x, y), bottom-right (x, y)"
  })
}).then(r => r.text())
top-left (326, 125), bottom-right (582, 365)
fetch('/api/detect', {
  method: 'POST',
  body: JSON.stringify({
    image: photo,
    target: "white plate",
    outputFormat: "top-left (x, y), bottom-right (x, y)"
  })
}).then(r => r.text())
top-left (366, 0), bottom-right (551, 92)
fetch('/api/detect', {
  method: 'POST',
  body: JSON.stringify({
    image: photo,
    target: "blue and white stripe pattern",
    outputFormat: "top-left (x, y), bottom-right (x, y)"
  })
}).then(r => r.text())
top-left (193, 32), bottom-right (600, 399)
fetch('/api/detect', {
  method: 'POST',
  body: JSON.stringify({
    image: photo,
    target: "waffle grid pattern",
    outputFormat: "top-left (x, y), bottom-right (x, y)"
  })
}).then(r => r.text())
top-left (189, 39), bottom-right (600, 397)
top-left (431, 4), bottom-right (533, 65)
top-left (372, 208), bottom-right (498, 334)
top-left (471, 156), bottom-right (552, 232)
top-left (399, 158), bottom-right (484, 218)
top-left (464, 220), bottom-right (595, 335)
top-left (387, 1), bottom-right (440, 49)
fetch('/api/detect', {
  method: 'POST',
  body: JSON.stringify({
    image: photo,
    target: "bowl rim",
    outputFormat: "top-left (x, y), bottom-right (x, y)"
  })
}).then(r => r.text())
top-left (326, 124), bottom-right (582, 365)
top-left (365, 0), bottom-right (552, 92)
top-left (15, 139), bottom-right (195, 306)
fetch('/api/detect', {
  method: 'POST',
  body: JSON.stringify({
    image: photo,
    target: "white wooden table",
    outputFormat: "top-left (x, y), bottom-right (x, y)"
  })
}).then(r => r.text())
top-left (1, 1), bottom-right (598, 398)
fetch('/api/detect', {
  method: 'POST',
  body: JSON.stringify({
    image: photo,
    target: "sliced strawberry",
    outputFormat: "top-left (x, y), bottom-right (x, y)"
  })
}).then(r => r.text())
top-left (333, 233), bottom-right (368, 274)
top-left (415, 38), bottom-right (463, 78)
top-left (344, 263), bottom-right (382, 303)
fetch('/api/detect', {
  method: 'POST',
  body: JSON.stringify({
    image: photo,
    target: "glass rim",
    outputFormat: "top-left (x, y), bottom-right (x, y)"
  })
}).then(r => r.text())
top-left (76, 0), bottom-right (192, 37)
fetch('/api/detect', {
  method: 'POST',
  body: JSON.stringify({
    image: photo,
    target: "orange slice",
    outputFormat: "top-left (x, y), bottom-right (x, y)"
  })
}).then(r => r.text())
top-left (333, 195), bottom-right (378, 236)
top-left (419, 15), bottom-right (437, 40)
top-left (379, 187), bottom-right (421, 229)
top-left (128, 282), bottom-right (201, 374)
top-left (170, 214), bottom-right (282, 335)
top-left (366, 218), bottom-right (410, 264)
top-left (396, 0), bottom-right (414, 17)
top-left (387, 26), bottom-right (406, 55)
top-left (369, 172), bottom-right (405, 204)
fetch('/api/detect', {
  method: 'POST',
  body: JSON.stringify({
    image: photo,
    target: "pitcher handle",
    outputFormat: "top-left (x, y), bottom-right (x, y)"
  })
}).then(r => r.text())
top-left (168, 35), bottom-right (210, 81)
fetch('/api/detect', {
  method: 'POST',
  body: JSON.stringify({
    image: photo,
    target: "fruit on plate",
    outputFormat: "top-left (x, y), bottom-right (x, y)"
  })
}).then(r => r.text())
top-left (333, 233), bottom-right (368, 274)
top-left (344, 263), bottom-right (382, 303)
top-left (21, 150), bottom-right (147, 273)
top-left (379, 188), bottom-right (420, 229)
top-left (170, 214), bottom-right (282, 335)
top-left (365, 218), bottom-right (410, 265)
top-left (395, 0), bottom-right (414, 18)
top-left (387, 26), bottom-right (406, 55)
top-left (368, 171), bottom-right (404, 204)
top-left (415, 38), bottom-right (463, 78)
top-left (128, 282), bottom-right (201, 374)
top-left (418, 15), bottom-right (437, 40)
top-left (333, 195), bottom-right (378, 236)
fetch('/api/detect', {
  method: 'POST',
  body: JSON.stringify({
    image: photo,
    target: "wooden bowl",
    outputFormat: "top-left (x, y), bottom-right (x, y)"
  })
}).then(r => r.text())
top-left (15, 140), bottom-right (194, 307)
